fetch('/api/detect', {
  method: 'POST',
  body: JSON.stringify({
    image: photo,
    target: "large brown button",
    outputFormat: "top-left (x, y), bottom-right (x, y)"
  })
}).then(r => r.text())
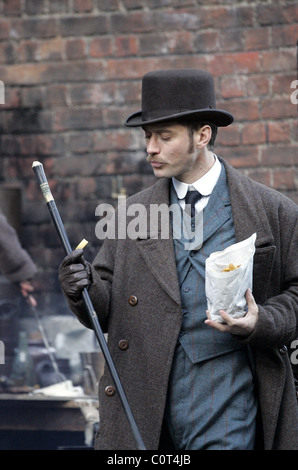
top-left (128, 295), bottom-right (138, 306)
top-left (105, 385), bottom-right (116, 397)
top-left (118, 339), bottom-right (129, 351)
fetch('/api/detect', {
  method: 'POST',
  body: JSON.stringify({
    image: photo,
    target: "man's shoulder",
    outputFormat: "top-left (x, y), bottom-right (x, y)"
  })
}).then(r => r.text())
top-left (222, 158), bottom-right (297, 213)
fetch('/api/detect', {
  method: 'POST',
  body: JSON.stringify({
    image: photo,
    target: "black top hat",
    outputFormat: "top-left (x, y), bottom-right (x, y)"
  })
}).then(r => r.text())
top-left (125, 69), bottom-right (233, 128)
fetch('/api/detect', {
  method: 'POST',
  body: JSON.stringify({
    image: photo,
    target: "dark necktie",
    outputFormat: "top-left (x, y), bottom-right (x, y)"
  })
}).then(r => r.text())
top-left (184, 190), bottom-right (202, 218)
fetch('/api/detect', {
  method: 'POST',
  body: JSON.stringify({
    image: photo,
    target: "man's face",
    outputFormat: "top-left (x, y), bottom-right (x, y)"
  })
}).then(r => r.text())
top-left (143, 122), bottom-right (200, 183)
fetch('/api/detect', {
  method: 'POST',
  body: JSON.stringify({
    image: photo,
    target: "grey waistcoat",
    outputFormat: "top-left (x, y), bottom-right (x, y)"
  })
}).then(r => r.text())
top-left (170, 164), bottom-right (246, 363)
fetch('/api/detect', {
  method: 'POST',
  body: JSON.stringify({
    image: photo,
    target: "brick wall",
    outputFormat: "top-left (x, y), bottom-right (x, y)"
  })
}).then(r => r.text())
top-left (0, 0), bottom-right (297, 314)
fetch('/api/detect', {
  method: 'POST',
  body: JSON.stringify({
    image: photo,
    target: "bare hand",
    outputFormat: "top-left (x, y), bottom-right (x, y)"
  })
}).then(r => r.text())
top-left (205, 288), bottom-right (258, 336)
top-left (19, 281), bottom-right (37, 307)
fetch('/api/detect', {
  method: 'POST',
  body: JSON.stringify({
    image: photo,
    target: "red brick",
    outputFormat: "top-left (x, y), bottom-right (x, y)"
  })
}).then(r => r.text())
top-left (3, 0), bottom-right (22, 16)
top-left (97, 0), bottom-right (119, 11)
top-left (272, 24), bottom-right (298, 47)
top-left (261, 146), bottom-right (298, 167)
top-left (89, 37), bottom-right (114, 58)
top-left (25, 0), bottom-right (46, 15)
top-left (209, 52), bottom-right (261, 75)
top-left (20, 86), bottom-right (44, 107)
top-left (0, 87), bottom-right (21, 108)
top-left (59, 16), bottom-right (108, 37)
top-left (267, 122), bottom-right (291, 143)
top-left (242, 122), bottom-right (266, 145)
top-left (157, 9), bottom-right (200, 31)
top-left (245, 169), bottom-right (272, 187)
top-left (0, 20), bottom-right (10, 40)
top-left (77, 177), bottom-right (97, 198)
top-left (261, 98), bottom-right (296, 120)
top-left (220, 99), bottom-right (259, 122)
top-left (247, 75), bottom-right (270, 97)
top-left (193, 31), bottom-right (218, 53)
top-left (221, 76), bottom-right (246, 99)
top-left (69, 83), bottom-right (116, 105)
top-left (65, 38), bottom-right (87, 60)
top-left (11, 18), bottom-right (57, 38)
top-left (110, 11), bottom-right (158, 33)
top-left (16, 40), bottom-right (38, 62)
top-left (257, 4), bottom-right (296, 25)
top-left (49, 0), bottom-right (69, 13)
top-left (201, 6), bottom-right (254, 29)
top-left (216, 125), bottom-right (241, 147)
top-left (0, 42), bottom-right (15, 64)
top-left (45, 85), bottom-right (67, 107)
top-left (262, 50), bottom-right (296, 73)
top-left (222, 149), bottom-right (260, 169)
top-left (272, 73), bottom-right (296, 95)
top-left (37, 38), bottom-right (65, 61)
top-left (218, 29), bottom-right (245, 52)
top-left (93, 130), bottom-right (139, 152)
top-left (74, 0), bottom-right (94, 13)
top-left (273, 168), bottom-right (296, 190)
top-left (244, 28), bottom-right (270, 51)
top-left (115, 36), bottom-right (139, 57)
top-left (35, 135), bottom-right (66, 155)
top-left (70, 134), bottom-right (94, 153)
top-left (53, 108), bottom-right (103, 132)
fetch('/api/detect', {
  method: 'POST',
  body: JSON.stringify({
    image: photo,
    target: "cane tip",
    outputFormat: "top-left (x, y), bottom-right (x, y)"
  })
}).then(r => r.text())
top-left (32, 161), bottom-right (42, 168)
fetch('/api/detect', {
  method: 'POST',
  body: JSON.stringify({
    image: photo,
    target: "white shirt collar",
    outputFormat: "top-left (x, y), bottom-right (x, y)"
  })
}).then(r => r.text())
top-left (172, 154), bottom-right (221, 200)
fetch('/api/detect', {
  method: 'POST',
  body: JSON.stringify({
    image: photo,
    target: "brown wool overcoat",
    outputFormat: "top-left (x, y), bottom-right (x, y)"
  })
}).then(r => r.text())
top-left (67, 159), bottom-right (298, 450)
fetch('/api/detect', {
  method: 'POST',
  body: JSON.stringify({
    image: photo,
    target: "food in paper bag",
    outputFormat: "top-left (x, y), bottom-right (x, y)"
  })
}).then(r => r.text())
top-left (205, 233), bottom-right (256, 323)
top-left (222, 263), bottom-right (241, 272)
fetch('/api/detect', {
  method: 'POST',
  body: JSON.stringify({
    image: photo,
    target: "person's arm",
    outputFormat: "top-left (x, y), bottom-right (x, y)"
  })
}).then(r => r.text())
top-left (206, 216), bottom-right (298, 348)
top-left (0, 212), bottom-right (37, 304)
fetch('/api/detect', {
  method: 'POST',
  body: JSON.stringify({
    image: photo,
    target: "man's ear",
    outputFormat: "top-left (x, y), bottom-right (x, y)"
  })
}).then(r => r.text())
top-left (196, 125), bottom-right (212, 148)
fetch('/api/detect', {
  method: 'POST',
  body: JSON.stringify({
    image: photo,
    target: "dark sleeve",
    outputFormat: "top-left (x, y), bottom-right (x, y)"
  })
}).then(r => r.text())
top-left (0, 212), bottom-right (37, 283)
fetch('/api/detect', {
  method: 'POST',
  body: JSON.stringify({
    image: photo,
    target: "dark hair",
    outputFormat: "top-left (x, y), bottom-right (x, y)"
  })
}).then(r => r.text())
top-left (179, 119), bottom-right (218, 151)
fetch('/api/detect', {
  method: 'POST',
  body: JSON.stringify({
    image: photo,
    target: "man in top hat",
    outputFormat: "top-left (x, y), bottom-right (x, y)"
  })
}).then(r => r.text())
top-left (58, 69), bottom-right (298, 450)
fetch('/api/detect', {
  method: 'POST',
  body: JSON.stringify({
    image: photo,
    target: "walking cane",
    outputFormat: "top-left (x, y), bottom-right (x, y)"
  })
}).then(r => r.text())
top-left (32, 161), bottom-right (146, 451)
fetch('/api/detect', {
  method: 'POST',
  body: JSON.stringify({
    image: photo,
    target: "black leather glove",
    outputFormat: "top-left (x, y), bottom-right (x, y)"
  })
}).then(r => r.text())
top-left (58, 249), bottom-right (91, 300)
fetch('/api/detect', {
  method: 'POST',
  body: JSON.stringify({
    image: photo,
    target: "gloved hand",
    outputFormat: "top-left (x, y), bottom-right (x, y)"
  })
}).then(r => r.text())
top-left (58, 249), bottom-right (91, 300)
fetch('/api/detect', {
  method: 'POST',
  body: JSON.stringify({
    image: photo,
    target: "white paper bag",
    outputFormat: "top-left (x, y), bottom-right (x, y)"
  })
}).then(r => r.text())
top-left (205, 233), bottom-right (256, 323)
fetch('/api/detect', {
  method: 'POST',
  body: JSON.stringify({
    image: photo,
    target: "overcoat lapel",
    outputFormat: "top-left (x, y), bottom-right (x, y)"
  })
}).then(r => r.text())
top-left (135, 178), bottom-right (181, 306)
top-left (222, 159), bottom-right (274, 247)
top-left (222, 159), bottom-right (276, 305)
